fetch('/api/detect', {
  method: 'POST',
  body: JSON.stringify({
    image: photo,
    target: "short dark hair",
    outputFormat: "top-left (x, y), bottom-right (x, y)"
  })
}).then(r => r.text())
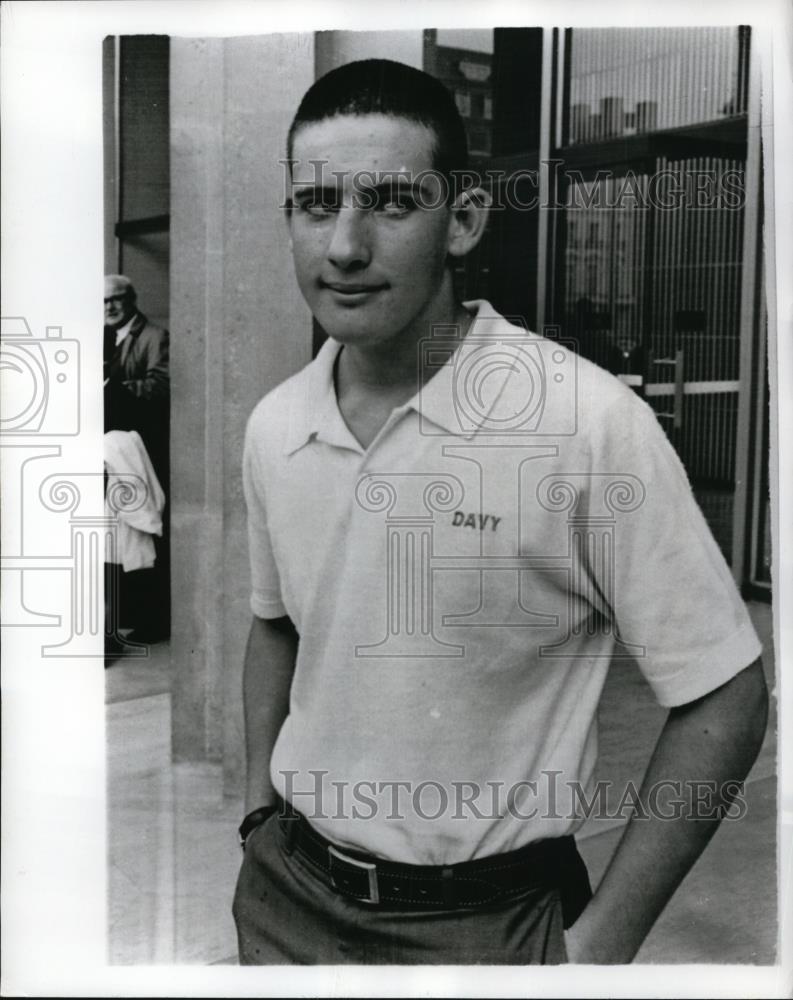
top-left (287, 58), bottom-right (469, 184)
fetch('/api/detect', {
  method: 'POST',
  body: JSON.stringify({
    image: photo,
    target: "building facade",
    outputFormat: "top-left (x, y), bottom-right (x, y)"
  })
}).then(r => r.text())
top-left (103, 27), bottom-right (770, 788)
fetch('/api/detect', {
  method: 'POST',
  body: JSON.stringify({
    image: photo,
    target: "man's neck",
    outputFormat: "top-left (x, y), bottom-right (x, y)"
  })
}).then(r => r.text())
top-left (111, 312), bottom-right (139, 346)
top-left (337, 295), bottom-right (472, 400)
top-left (332, 292), bottom-right (474, 451)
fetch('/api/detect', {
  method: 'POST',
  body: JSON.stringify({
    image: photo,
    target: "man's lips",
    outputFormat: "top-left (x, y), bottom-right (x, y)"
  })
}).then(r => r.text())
top-left (321, 281), bottom-right (388, 295)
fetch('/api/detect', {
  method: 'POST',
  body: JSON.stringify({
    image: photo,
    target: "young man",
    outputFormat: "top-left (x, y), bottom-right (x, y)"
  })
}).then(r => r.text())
top-left (233, 59), bottom-right (767, 965)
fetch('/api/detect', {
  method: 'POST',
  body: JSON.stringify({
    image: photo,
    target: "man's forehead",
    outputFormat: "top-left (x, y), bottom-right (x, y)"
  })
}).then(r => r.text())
top-left (290, 113), bottom-right (436, 184)
top-left (105, 277), bottom-right (132, 296)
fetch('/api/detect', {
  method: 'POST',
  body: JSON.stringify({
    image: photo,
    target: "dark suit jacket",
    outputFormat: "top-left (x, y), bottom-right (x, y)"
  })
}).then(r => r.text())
top-left (104, 312), bottom-right (170, 481)
top-left (105, 311), bottom-right (169, 400)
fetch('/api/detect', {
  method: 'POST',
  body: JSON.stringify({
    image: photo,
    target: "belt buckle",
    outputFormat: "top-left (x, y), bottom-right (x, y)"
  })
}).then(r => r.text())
top-left (327, 845), bottom-right (380, 904)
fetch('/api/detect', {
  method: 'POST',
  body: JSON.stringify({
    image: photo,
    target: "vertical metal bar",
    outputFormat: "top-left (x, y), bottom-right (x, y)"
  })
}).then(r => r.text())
top-left (645, 28), bottom-right (654, 134)
top-left (747, 269), bottom-right (767, 582)
top-left (668, 27), bottom-right (678, 130)
top-left (668, 26), bottom-right (677, 129)
top-left (576, 29), bottom-right (586, 145)
top-left (678, 26), bottom-right (688, 128)
top-left (568, 28), bottom-right (578, 144)
top-left (690, 155), bottom-right (700, 471)
top-left (666, 158), bottom-right (675, 365)
top-left (638, 166), bottom-right (650, 366)
top-left (556, 27), bottom-right (567, 149)
top-left (711, 155), bottom-right (723, 378)
top-left (725, 25), bottom-right (737, 116)
top-left (658, 28), bottom-right (667, 132)
top-left (739, 25), bottom-right (751, 112)
top-left (609, 173), bottom-right (616, 339)
top-left (719, 25), bottom-right (729, 118)
top-left (536, 28), bottom-right (555, 333)
top-left (565, 27), bottom-right (576, 147)
top-left (587, 29), bottom-right (595, 144)
top-left (697, 28), bottom-right (708, 125)
top-left (618, 27), bottom-right (628, 138)
top-left (704, 27), bottom-right (713, 123)
top-left (646, 29), bottom-right (657, 135)
top-left (712, 27), bottom-right (721, 119)
top-left (673, 349), bottom-right (684, 430)
top-left (690, 155), bottom-right (700, 472)
top-left (716, 160), bottom-right (732, 476)
top-left (688, 26), bottom-right (698, 127)
top-left (620, 29), bottom-right (629, 134)
top-left (721, 155), bottom-right (732, 481)
top-left (730, 30), bottom-right (761, 583)
top-left (597, 29), bottom-right (606, 142)
top-left (696, 154), bottom-right (707, 475)
top-left (655, 155), bottom-right (665, 376)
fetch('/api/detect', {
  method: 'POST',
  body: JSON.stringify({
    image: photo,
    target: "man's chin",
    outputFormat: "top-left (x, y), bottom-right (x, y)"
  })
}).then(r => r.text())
top-left (315, 312), bottom-right (388, 345)
top-left (323, 325), bottom-right (396, 348)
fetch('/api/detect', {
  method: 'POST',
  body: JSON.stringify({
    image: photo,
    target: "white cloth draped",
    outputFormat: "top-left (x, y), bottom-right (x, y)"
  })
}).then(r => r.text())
top-left (104, 429), bottom-right (165, 572)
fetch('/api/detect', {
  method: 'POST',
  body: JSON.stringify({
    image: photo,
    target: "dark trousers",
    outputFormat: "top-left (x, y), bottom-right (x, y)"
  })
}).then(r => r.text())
top-left (233, 814), bottom-right (574, 965)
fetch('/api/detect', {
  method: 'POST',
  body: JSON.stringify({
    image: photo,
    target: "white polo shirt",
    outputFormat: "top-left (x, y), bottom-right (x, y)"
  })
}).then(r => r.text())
top-left (243, 300), bottom-right (761, 865)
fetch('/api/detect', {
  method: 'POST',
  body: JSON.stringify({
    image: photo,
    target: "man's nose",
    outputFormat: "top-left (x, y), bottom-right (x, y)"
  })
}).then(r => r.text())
top-left (327, 206), bottom-right (371, 269)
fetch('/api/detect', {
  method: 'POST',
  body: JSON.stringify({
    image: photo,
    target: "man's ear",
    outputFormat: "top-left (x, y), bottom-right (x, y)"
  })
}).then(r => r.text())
top-left (446, 186), bottom-right (490, 259)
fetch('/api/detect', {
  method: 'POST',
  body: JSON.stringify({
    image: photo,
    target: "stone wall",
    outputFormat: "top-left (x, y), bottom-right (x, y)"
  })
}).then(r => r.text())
top-left (169, 34), bottom-right (314, 793)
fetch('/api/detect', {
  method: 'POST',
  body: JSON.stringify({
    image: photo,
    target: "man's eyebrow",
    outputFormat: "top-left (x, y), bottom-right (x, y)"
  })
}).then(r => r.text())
top-left (291, 184), bottom-right (341, 199)
top-left (357, 177), bottom-right (431, 195)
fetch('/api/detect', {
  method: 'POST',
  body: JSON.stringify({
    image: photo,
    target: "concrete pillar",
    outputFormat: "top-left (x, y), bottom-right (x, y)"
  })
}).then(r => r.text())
top-left (169, 35), bottom-right (313, 793)
top-left (170, 29), bottom-right (425, 797)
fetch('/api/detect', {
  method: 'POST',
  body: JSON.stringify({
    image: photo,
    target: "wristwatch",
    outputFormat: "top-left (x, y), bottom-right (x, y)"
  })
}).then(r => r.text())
top-left (238, 803), bottom-right (278, 851)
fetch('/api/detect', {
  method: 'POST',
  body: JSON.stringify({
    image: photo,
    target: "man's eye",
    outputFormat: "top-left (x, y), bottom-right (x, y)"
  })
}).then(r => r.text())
top-left (298, 201), bottom-right (339, 217)
top-left (380, 200), bottom-right (410, 216)
top-left (375, 192), bottom-right (414, 216)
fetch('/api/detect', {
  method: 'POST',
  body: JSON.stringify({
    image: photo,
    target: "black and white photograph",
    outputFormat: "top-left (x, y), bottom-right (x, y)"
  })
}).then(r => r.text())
top-left (2, 1), bottom-right (791, 996)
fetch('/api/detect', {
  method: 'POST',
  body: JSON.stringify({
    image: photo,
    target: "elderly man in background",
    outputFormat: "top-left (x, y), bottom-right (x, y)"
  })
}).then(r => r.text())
top-left (104, 273), bottom-right (171, 649)
top-left (103, 273), bottom-right (170, 481)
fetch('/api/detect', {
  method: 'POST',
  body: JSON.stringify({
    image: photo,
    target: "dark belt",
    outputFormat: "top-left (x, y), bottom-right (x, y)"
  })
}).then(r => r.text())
top-left (276, 803), bottom-right (591, 921)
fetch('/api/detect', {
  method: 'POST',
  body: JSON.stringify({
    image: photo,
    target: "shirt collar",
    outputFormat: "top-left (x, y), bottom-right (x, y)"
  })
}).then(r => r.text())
top-left (283, 300), bottom-right (517, 455)
top-left (114, 313), bottom-right (137, 346)
top-left (283, 335), bottom-right (355, 455)
top-left (409, 299), bottom-right (515, 437)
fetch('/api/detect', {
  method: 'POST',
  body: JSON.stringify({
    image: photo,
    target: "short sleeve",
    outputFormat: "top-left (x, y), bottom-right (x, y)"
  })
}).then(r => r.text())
top-left (591, 391), bottom-right (762, 707)
top-left (242, 421), bottom-right (288, 620)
